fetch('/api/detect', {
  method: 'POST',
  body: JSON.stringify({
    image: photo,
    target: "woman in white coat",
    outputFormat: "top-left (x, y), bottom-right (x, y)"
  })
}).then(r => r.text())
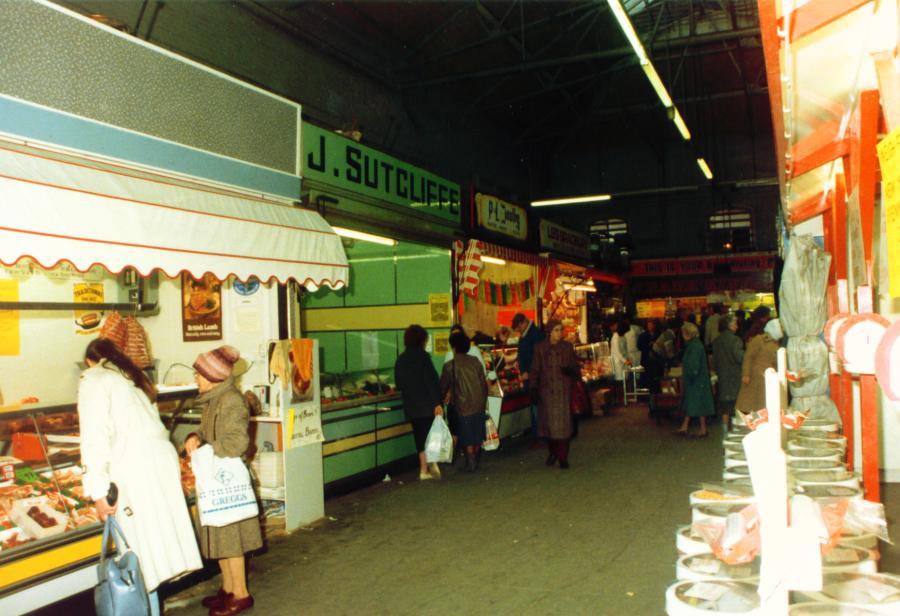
top-left (610, 320), bottom-right (630, 383)
top-left (79, 338), bottom-right (201, 616)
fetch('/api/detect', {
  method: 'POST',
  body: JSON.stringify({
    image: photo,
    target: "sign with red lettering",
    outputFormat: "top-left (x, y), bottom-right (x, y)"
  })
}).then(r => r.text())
top-left (630, 253), bottom-right (775, 277)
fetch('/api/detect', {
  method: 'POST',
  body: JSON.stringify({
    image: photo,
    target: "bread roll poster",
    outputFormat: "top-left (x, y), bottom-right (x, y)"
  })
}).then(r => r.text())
top-left (181, 273), bottom-right (222, 342)
top-left (73, 283), bottom-right (104, 335)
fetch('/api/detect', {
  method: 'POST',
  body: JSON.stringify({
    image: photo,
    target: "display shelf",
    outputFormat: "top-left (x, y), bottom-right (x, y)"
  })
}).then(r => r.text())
top-left (258, 486), bottom-right (286, 501)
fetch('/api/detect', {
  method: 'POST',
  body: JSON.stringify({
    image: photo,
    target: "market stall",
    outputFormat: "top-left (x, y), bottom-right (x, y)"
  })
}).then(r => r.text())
top-left (455, 239), bottom-right (544, 438)
top-left (0, 139), bottom-right (347, 610)
top-left (300, 122), bottom-right (459, 493)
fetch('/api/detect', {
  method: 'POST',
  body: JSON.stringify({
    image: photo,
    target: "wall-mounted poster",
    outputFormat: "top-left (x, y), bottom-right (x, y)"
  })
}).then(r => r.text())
top-left (0, 280), bottom-right (20, 356)
top-left (73, 283), bottom-right (104, 335)
top-left (182, 273), bottom-right (222, 342)
top-left (428, 292), bottom-right (451, 326)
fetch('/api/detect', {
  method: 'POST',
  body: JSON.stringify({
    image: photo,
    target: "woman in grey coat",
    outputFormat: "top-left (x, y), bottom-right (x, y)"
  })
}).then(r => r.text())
top-left (711, 314), bottom-right (744, 430)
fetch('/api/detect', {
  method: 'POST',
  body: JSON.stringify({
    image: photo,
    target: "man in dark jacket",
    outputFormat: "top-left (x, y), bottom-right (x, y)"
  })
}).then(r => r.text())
top-left (512, 312), bottom-right (544, 447)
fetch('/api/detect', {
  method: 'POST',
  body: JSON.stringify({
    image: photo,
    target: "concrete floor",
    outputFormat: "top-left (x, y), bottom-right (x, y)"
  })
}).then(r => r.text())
top-left (160, 406), bottom-right (900, 615)
top-left (37, 405), bottom-right (900, 615)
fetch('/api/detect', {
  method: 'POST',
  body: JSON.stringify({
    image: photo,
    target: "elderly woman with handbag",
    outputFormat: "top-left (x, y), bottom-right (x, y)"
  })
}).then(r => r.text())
top-left (675, 323), bottom-right (716, 437)
top-left (184, 346), bottom-right (262, 616)
top-left (440, 331), bottom-right (489, 472)
top-left (530, 319), bottom-right (580, 469)
top-left (79, 338), bottom-right (201, 616)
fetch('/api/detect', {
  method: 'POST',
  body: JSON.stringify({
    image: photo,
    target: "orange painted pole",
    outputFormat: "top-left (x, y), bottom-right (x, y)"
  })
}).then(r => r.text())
top-left (860, 374), bottom-right (880, 501)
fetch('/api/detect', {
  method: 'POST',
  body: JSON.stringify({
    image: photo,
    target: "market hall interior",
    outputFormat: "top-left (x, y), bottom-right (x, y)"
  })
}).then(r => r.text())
top-left (3, 1), bottom-right (900, 615)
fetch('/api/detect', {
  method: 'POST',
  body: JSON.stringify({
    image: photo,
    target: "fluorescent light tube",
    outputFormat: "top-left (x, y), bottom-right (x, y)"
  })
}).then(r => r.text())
top-left (672, 108), bottom-right (691, 140)
top-left (480, 256), bottom-right (507, 265)
top-left (642, 63), bottom-right (673, 108)
top-left (531, 194), bottom-right (612, 207)
top-left (607, 0), bottom-right (648, 63)
top-left (332, 226), bottom-right (397, 246)
top-left (697, 158), bottom-right (713, 180)
top-left (568, 285), bottom-right (597, 292)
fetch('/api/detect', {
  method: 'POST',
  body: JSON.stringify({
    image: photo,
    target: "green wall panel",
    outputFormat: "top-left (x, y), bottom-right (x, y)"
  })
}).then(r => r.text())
top-left (376, 435), bottom-right (416, 464)
top-left (343, 241), bottom-right (396, 307)
top-left (396, 244), bottom-right (451, 304)
top-left (346, 330), bottom-right (398, 372)
top-left (375, 408), bottom-right (407, 428)
top-left (310, 332), bottom-right (347, 374)
top-left (323, 445), bottom-right (376, 483)
top-left (303, 284), bottom-right (344, 308)
top-left (322, 415), bottom-right (376, 441)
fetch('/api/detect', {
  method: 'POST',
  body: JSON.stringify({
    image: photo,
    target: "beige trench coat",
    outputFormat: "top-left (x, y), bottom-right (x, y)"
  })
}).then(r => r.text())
top-left (735, 334), bottom-right (779, 414)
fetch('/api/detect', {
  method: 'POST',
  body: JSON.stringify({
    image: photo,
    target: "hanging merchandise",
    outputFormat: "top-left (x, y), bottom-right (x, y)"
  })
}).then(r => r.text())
top-left (98, 311), bottom-right (153, 369)
top-left (454, 240), bottom-right (483, 296)
top-left (779, 234), bottom-right (839, 423)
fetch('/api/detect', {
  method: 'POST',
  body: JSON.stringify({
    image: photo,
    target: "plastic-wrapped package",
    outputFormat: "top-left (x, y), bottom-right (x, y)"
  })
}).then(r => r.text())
top-left (790, 396), bottom-right (842, 424)
top-left (787, 337), bottom-right (830, 397)
top-left (779, 234), bottom-right (832, 338)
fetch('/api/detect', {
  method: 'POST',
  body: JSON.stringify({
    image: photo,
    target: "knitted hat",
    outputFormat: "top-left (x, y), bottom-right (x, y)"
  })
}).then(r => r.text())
top-left (764, 318), bottom-right (784, 341)
top-left (193, 345), bottom-right (240, 382)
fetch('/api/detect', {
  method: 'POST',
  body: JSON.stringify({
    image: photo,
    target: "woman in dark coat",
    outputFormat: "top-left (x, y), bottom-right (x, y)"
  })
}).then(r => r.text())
top-left (440, 331), bottom-right (488, 472)
top-left (530, 319), bottom-right (580, 469)
top-left (184, 346), bottom-right (262, 616)
top-left (675, 323), bottom-right (715, 437)
top-left (711, 314), bottom-right (744, 430)
top-left (395, 324), bottom-right (444, 480)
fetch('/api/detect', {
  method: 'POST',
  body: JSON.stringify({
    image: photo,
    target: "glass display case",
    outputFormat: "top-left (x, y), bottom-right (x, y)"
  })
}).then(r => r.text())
top-left (574, 341), bottom-right (613, 383)
top-left (483, 346), bottom-right (524, 396)
top-left (0, 402), bottom-right (101, 603)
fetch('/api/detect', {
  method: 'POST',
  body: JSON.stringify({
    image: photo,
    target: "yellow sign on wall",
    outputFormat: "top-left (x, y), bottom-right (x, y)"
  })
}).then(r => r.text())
top-left (877, 126), bottom-right (900, 297)
top-left (428, 293), bottom-right (451, 327)
top-left (0, 280), bottom-right (20, 356)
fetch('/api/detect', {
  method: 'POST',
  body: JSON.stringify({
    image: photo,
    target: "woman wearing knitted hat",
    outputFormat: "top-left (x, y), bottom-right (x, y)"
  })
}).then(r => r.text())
top-left (184, 346), bottom-right (262, 616)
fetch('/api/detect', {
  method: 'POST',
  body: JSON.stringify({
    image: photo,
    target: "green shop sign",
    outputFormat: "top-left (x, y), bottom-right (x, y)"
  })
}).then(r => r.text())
top-left (302, 123), bottom-right (460, 223)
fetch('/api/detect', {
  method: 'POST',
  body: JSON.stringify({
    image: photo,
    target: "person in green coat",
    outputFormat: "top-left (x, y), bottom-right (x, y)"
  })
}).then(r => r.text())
top-left (675, 322), bottom-right (715, 437)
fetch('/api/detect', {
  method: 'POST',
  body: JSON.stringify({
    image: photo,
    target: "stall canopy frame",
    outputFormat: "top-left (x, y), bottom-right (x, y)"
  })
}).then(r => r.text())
top-left (0, 138), bottom-right (349, 289)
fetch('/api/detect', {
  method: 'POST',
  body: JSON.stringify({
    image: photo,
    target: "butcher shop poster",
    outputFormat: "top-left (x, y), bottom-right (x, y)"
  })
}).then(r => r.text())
top-left (73, 283), bottom-right (104, 335)
top-left (182, 273), bottom-right (223, 342)
top-left (0, 279), bottom-right (20, 356)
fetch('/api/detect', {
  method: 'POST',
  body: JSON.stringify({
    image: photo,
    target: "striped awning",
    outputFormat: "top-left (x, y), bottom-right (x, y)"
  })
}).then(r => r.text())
top-left (0, 140), bottom-right (348, 288)
top-left (477, 240), bottom-right (546, 266)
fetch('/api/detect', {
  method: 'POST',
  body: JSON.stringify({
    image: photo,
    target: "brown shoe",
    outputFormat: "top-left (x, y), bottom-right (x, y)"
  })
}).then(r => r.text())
top-left (210, 594), bottom-right (254, 616)
top-left (202, 589), bottom-right (232, 609)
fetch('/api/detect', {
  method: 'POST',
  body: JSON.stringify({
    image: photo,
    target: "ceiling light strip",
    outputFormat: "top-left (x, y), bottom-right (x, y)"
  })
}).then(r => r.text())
top-left (696, 158), bottom-right (713, 180)
top-left (608, 0), bottom-right (692, 142)
top-left (531, 194), bottom-right (611, 207)
top-left (332, 226), bottom-right (397, 246)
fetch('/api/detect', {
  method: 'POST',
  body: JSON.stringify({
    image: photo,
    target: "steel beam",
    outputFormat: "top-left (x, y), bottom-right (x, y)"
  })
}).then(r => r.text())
top-left (401, 27), bottom-right (761, 89)
top-left (790, 119), bottom-right (850, 178)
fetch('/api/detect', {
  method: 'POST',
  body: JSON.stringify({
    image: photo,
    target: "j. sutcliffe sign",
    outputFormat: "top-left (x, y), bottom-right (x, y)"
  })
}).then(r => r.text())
top-left (630, 254), bottom-right (775, 277)
top-left (302, 123), bottom-right (460, 223)
top-left (539, 219), bottom-right (590, 259)
top-left (475, 193), bottom-right (527, 240)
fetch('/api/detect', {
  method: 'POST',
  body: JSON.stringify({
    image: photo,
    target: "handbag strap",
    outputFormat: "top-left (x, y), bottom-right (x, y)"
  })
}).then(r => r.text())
top-left (98, 516), bottom-right (130, 578)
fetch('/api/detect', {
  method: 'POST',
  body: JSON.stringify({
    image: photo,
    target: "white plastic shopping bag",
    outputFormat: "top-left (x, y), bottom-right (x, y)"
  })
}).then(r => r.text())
top-left (424, 416), bottom-right (453, 463)
top-left (191, 444), bottom-right (259, 527)
top-left (483, 416), bottom-right (500, 451)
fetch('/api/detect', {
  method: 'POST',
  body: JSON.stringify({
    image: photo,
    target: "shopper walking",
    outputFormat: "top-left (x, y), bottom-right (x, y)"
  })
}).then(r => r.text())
top-left (184, 346), bottom-right (262, 616)
top-left (440, 331), bottom-right (489, 472)
top-left (675, 323), bottom-right (715, 437)
top-left (742, 305), bottom-right (772, 344)
top-left (530, 319), bottom-right (580, 469)
top-left (396, 324), bottom-right (444, 480)
top-left (78, 338), bottom-right (201, 616)
top-left (512, 312), bottom-right (544, 448)
top-left (735, 318), bottom-right (782, 415)
top-left (610, 320), bottom-right (630, 385)
top-left (711, 314), bottom-right (744, 430)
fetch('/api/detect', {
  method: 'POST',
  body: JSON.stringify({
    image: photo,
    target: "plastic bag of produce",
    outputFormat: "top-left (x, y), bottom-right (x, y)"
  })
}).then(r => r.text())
top-left (424, 416), bottom-right (452, 463)
top-left (483, 416), bottom-right (499, 451)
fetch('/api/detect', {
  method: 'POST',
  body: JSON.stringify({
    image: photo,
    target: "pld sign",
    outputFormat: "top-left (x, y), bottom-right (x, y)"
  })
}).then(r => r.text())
top-left (302, 122), bottom-right (460, 223)
top-left (475, 193), bottom-right (527, 240)
top-left (539, 219), bottom-right (591, 259)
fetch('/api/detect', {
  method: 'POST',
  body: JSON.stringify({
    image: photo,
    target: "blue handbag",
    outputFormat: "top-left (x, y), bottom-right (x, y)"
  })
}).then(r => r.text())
top-left (94, 516), bottom-right (150, 616)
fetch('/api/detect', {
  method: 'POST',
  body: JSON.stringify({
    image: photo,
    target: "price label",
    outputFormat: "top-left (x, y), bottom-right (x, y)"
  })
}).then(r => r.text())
top-left (1, 463), bottom-right (14, 481)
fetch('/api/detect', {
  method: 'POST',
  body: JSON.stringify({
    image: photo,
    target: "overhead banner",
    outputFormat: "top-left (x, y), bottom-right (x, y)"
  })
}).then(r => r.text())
top-left (630, 253), bottom-right (776, 277)
top-left (475, 193), bottom-right (527, 240)
top-left (302, 123), bottom-right (460, 223)
top-left (539, 219), bottom-right (591, 260)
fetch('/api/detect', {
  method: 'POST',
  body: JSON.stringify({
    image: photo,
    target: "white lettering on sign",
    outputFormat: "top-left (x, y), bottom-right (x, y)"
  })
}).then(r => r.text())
top-left (539, 219), bottom-right (591, 259)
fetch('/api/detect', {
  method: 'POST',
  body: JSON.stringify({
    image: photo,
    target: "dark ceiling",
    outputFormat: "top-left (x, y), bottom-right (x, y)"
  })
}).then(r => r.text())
top-left (249, 0), bottom-right (772, 186)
